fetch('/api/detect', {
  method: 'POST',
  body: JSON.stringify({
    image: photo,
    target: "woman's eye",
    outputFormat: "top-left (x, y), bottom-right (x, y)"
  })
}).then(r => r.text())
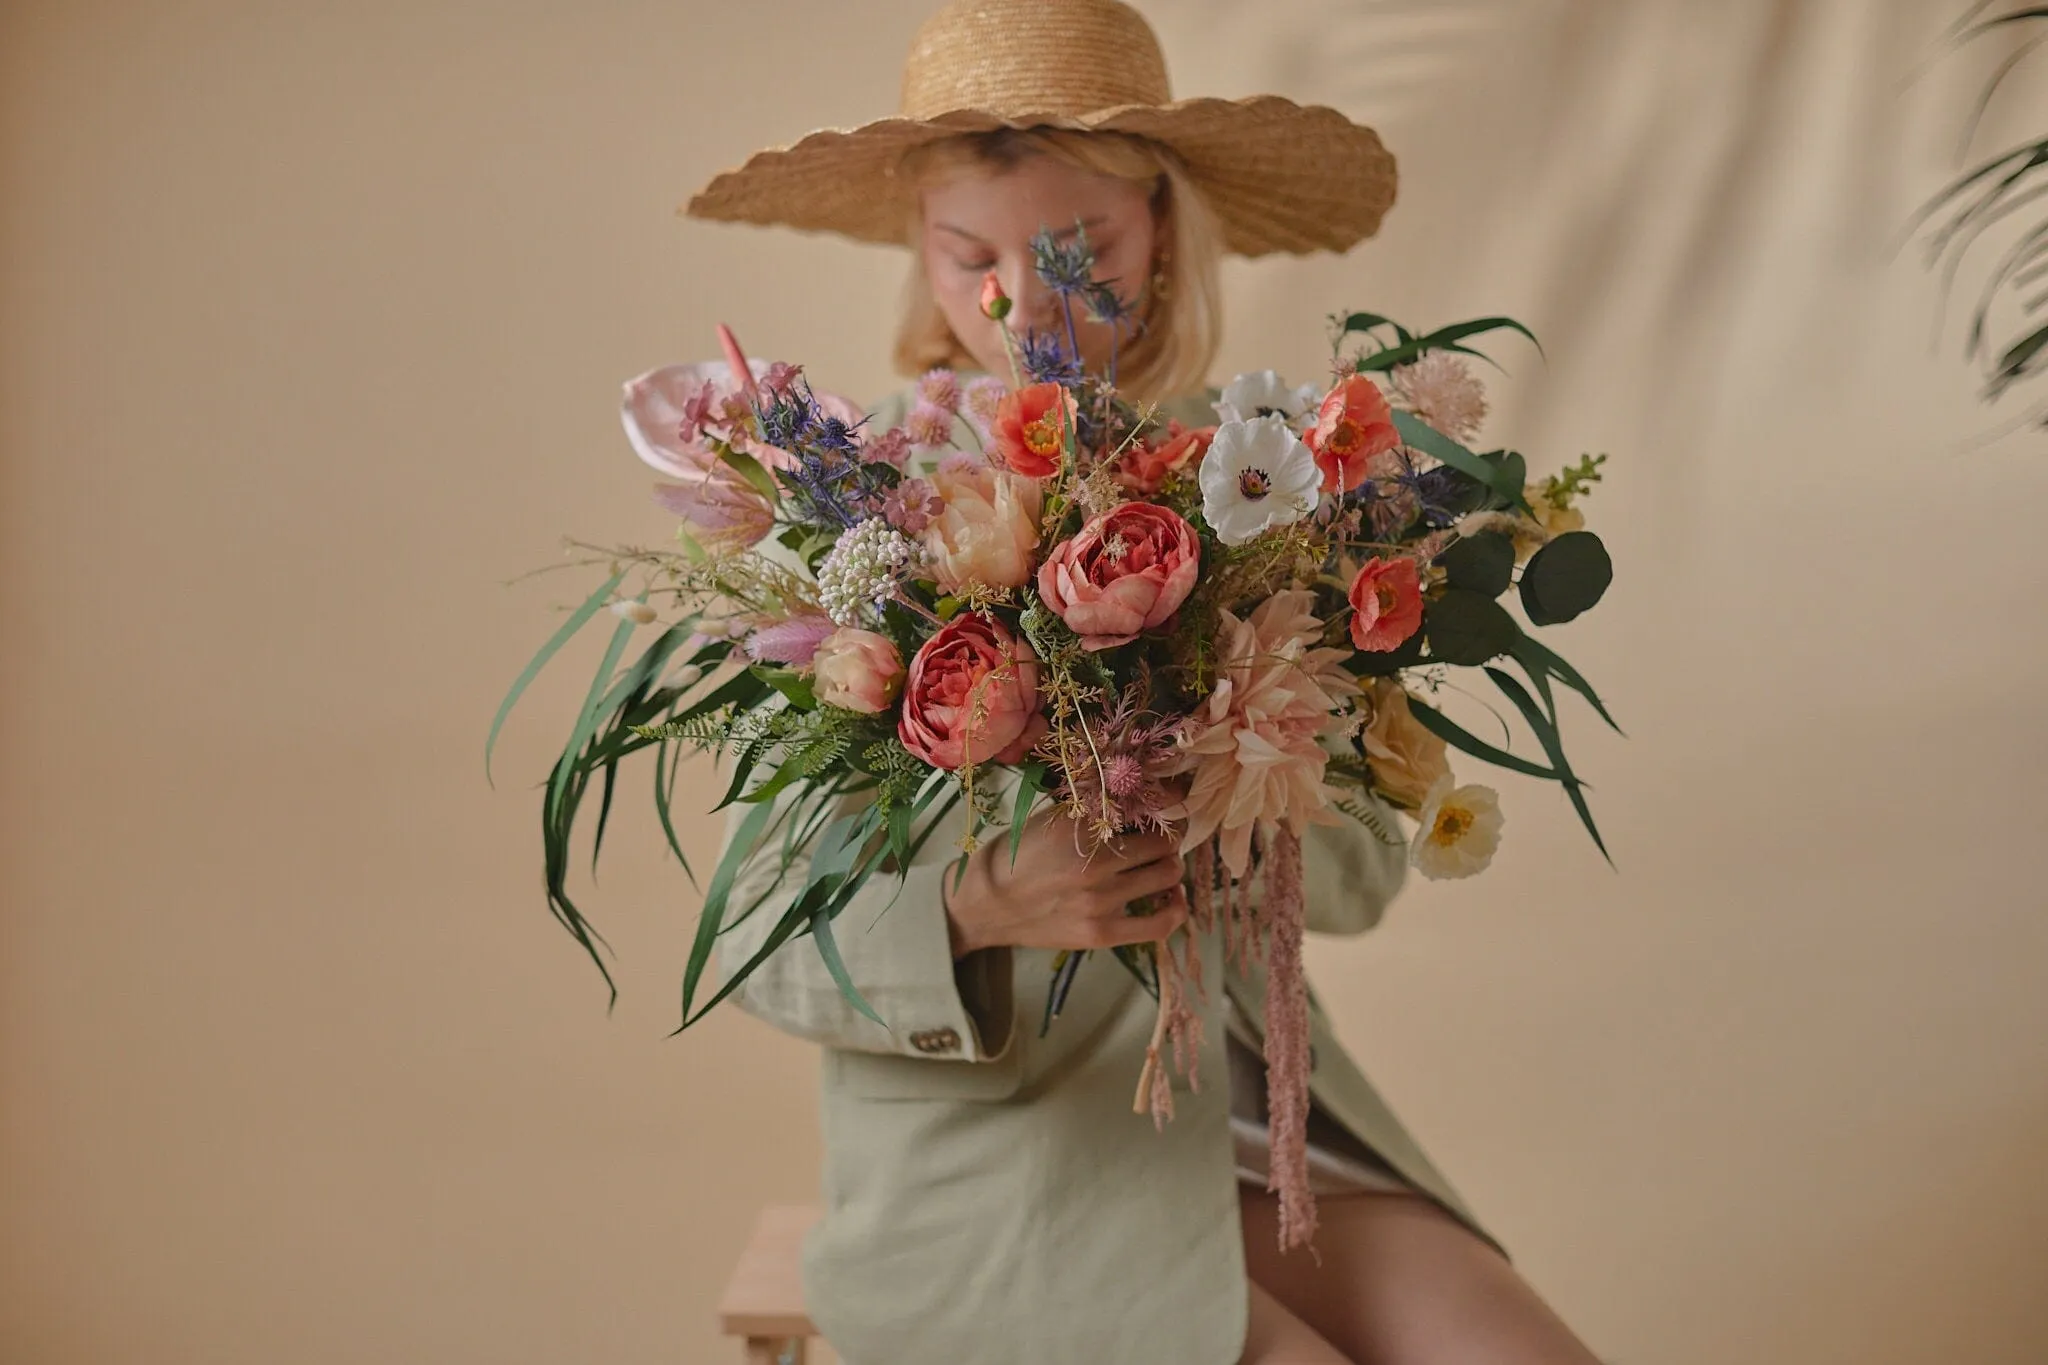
top-left (957, 258), bottom-right (995, 273)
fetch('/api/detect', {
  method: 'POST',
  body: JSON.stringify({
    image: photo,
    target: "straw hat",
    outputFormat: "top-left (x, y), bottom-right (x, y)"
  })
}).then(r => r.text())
top-left (684, 0), bottom-right (1397, 257)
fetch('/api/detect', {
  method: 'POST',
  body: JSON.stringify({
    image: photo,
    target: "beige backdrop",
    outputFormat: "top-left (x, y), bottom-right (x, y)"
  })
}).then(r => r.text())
top-left (4, 2), bottom-right (2046, 1362)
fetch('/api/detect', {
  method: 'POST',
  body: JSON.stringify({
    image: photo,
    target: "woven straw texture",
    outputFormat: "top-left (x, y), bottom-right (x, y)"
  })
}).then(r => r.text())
top-left (684, 0), bottom-right (1397, 258)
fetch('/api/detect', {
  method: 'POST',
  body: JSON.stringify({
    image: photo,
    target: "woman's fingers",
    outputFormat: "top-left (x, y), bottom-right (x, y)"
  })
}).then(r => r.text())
top-left (1108, 853), bottom-right (1188, 902)
top-left (1089, 830), bottom-right (1181, 874)
top-left (1081, 898), bottom-right (1189, 947)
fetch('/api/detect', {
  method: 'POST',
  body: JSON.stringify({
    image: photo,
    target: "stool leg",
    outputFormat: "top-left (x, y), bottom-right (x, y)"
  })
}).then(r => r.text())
top-left (742, 1339), bottom-right (807, 1365)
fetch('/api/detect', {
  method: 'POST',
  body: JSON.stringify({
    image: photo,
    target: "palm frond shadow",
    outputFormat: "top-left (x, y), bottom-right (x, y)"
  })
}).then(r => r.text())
top-left (1914, 5), bottom-right (2048, 422)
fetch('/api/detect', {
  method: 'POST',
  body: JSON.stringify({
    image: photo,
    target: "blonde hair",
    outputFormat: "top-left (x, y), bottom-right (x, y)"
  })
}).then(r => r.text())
top-left (893, 128), bottom-right (1222, 403)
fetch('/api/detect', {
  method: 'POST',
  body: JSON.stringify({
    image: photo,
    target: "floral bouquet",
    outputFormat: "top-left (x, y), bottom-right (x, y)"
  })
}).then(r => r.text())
top-left (490, 227), bottom-right (1617, 1247)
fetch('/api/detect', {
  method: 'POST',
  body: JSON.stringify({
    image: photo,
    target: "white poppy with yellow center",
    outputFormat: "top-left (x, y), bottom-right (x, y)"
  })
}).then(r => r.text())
top-left (1409, 775), bottom-right (1505, 880)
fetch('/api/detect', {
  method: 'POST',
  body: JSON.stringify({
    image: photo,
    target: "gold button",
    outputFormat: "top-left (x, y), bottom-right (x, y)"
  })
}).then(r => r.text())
top-left (928, 1027), bottom-right (960, 1053)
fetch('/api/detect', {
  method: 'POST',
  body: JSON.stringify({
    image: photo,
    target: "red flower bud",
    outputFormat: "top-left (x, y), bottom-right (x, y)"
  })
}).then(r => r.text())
top-left (979, 271), bottom-right (1012, 321)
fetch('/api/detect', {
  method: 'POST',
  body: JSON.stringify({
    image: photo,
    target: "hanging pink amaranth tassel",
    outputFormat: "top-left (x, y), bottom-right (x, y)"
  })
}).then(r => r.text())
top-left (1262, 825), bottom-right (1317, 1250)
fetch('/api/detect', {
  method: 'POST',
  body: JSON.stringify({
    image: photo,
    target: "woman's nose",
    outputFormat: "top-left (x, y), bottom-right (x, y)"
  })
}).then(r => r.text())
top-left (1002, 260), bottom-right (1057, 332)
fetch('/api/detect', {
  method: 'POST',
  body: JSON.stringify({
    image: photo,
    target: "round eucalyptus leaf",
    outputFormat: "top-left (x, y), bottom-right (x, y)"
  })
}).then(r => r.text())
top-left (1437, 532), bottom-right (1514, 598)
top-left (1348, 626), bottom-right (1426, 676)
top-left (1519, 531), bottom-right (1613, 626)
top-left (1424, 589), bottom-right (1521, 666)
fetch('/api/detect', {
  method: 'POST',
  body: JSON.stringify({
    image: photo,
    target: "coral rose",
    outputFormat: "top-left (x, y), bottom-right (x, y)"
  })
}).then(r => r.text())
top-left (1116, 421), bottom-right (1214, 494)
top-left (1307, 375), bottom-right (1401, 494)
top-left (1347, 556), bottom-right (1424, 652)
top-left (922, 456), bottom-right (1044, 592)
top-left (1358, 679), bottom-right (1450, 811)
top-left (1036, 502), bottom-right (1201, 650)
top-left (812, 628), bottom-right (905, 715)
top-left (991, 382), bottom-right (1077, 478)
top-left (897, 614), bottom-right (1046, 769)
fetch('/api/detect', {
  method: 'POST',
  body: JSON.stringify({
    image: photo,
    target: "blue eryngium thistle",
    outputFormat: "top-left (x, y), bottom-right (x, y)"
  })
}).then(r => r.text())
top-left (1018, 329), bottom-right (1084, 387)
top-left (1030, 223), bottom-right (1098, 297)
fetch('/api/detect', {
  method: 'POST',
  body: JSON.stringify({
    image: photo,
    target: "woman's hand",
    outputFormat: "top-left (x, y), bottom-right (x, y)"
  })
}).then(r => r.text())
top-left (942, 809), bottom-right (1189, 958)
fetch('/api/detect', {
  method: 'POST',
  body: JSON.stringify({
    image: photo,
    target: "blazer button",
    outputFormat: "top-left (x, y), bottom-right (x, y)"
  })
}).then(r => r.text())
top-left (927, 1027), bottom-right (961, 1054)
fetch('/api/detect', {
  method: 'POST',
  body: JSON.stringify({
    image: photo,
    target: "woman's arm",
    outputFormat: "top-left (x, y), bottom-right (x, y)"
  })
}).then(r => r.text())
top-left (716, 795), bottom-right (1017, 1062)
top-left (715, 786), bottom-right (1191, 1060)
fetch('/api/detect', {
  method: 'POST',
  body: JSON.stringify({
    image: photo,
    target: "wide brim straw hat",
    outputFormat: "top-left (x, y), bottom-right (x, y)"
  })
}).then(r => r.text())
top-left (684, 0), bottom-right (1396, 257)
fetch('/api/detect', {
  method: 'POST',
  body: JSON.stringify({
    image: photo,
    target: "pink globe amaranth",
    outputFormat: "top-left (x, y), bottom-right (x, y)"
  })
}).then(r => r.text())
top-left (897, 614), bottom-right (1046, 770)
top-left (1347, 556), bottom-right (1424, 652)
top-left (1035, 502), bottom-right (1201, 650)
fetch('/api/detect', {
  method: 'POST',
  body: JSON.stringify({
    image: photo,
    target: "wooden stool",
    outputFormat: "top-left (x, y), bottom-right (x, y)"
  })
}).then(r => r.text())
top-left (719, 1205), bottom-right (821, 1363)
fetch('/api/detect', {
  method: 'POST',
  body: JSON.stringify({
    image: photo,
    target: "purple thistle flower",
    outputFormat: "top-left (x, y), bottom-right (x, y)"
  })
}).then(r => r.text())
top-left (1019, 329), bottom-right (1083, 387)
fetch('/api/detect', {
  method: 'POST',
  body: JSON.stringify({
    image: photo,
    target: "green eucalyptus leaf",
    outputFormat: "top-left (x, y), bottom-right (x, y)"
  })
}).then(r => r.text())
top-left (1485, 667), bottom-right (1611, 864)
top-left (1437, 533), bottom-right (1515, 597)
top-left (1348, 627), bottom-right (1427, 677)
top-left (1520, 531), bottom-right (1613, 626)
top-left (1423, 589), bottom-right (1521, 666)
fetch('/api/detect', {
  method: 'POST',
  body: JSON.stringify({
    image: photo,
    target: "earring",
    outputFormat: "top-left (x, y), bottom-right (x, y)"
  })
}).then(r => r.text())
top-left (1152, 250), bottom-right (1172, 301)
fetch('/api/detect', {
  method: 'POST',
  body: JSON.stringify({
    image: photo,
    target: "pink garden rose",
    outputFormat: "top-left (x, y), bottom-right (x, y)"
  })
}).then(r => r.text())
top-left (1036, 502), bottom-right (1201, 650)
top-left (898, 614), bottom-right (1046, 769)
top-left (1347, 556), bottom-right (1424, 652)
top-left (812, 628), bottom-right (905, 715)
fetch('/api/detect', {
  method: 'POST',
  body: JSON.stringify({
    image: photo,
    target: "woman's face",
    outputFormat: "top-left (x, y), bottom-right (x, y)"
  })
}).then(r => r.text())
top-left (919, 154), bottom-right (1160, 380)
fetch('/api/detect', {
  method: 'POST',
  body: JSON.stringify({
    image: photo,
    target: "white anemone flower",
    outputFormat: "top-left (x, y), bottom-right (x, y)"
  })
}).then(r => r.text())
top-left (1198, 415), bottom-right (1322, 546)
top-left (1213, 369), bottom-right (1322, 430)
top-left (1409, 776), bottom-right (1505, 880)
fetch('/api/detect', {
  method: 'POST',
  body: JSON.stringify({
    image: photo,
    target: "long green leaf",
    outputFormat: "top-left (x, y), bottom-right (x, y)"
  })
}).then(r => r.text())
top-left (1409, 699), bottom-right (1562, 780)
top-left (1009, 762), bottom-right (1048, 866)
top-left (486, 570), bottom-right (623, 785)
top-left (681, 800), bottom-right (777, 1019)
top-left (1512, 636), bottom-right (1623, 734)
top-left (1485, 667), bottom-right (1611, 864)
top-left (809, 911), bottom-right (886, 1027)
top-left (1392, 412), bottom-right (1527, 509)
top-left (1355, 316), bottom-right (1542, 374)
top-left (548, 610), bottom-right (637, 810)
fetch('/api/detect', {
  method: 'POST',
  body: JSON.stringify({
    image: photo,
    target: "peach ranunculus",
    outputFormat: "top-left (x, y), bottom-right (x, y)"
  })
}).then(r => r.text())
top-left (1347, 556), bottom-right (1424, 652)
top-left (1306, 375), bottom-right (1401, 494)
top-left (1160, 590), bottom-right (1357, 877)
top-left (991, 382), bottom-right (1078, 478)
top-left (1358, 679), bottom-right (1450, 811)
top-left (921, 455), bottom-right (1044, 592)
top-left (897, 613), bottom-right (1046, 770)
top-left (812, 628), bottom-right (905, 715)
top-left (1035, 502), bottom-right (1201, 650)
top-left (1115, 421), bottom-right (1214, 494)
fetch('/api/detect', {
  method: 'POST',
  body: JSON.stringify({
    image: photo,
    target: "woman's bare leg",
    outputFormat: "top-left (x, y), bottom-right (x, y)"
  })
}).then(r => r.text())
top-left (1240, 1189), bottom-right (1601, 1365)
top-left (1240, 1278), bottom-right (1351, 1365)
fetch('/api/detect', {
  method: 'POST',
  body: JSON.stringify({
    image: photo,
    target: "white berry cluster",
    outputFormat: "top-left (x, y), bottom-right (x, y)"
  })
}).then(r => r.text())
top-left (816, 518), bottom-right (923, 626)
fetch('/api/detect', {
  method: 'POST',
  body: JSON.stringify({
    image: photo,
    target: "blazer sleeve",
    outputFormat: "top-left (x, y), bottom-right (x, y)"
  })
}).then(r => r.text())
top-left (1299, 790), bottom-right (1411, 937)
top-left (714, 792), bottom-right (1016, 1063)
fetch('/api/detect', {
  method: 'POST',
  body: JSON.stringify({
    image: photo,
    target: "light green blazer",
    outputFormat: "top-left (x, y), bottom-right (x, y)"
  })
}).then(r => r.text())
top-left (714, 387), bottom-right (1501, 1365)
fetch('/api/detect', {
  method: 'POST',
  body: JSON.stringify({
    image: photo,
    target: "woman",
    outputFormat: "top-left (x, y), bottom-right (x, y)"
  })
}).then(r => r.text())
top-left (693, 2), bottom-right (1602, 1361)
